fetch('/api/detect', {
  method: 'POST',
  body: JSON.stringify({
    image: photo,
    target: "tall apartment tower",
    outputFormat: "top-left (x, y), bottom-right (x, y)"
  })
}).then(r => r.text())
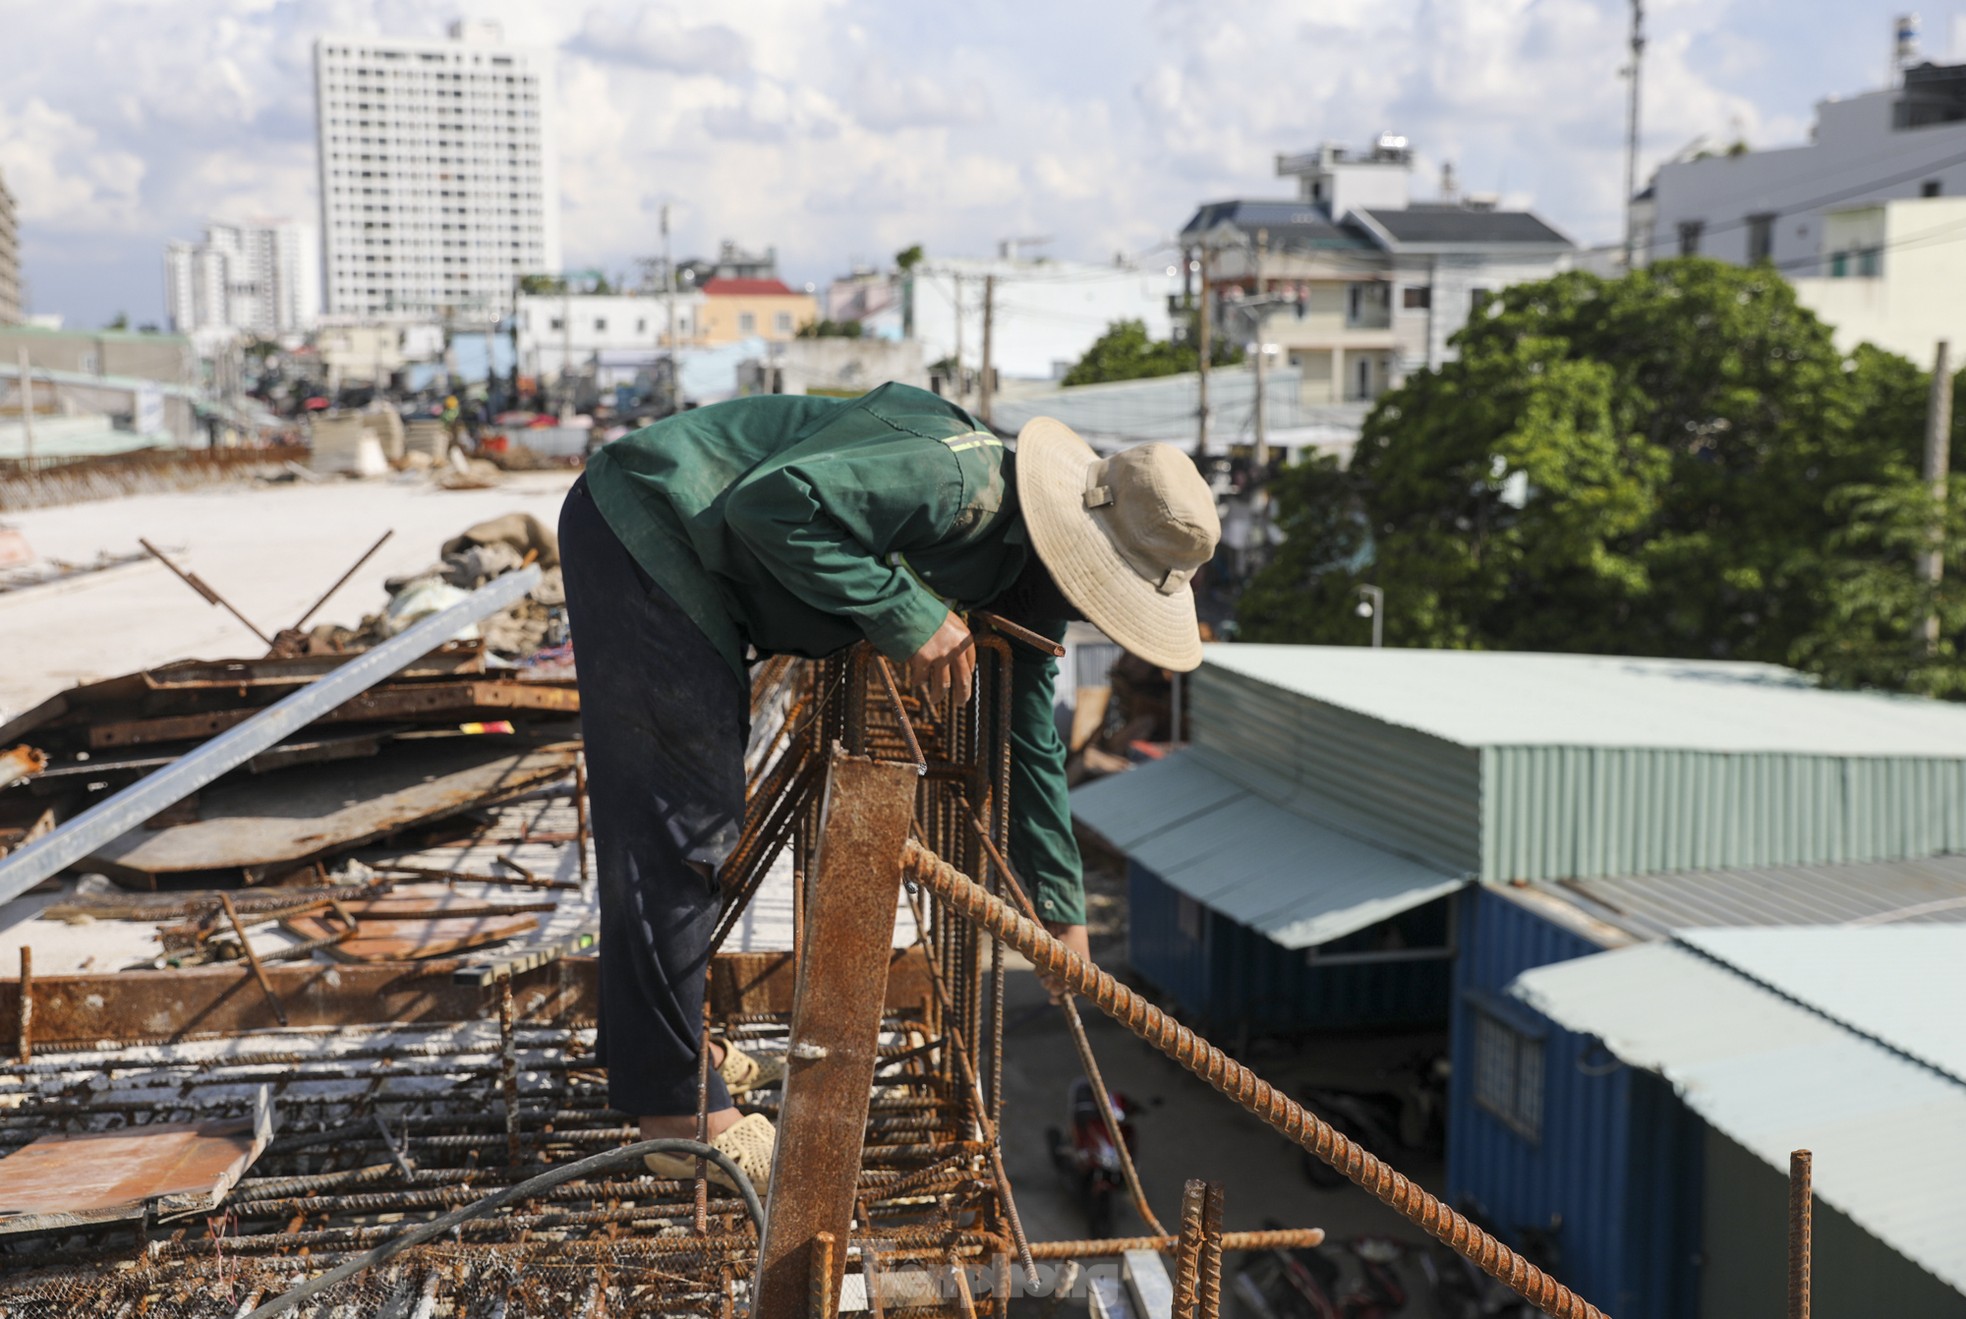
top-left (165, 220), bottom-right (321, 337)
top-left (0, 166), bottom-right (22, 324)
top-left (313, 19), bottom-right (560, 321)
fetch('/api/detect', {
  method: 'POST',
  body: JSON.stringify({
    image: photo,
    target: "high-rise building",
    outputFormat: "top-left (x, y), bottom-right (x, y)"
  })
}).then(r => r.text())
top-left (164, 220), bottom-right (320, 337)
top-left (0, 166), bottom-right (22, 324)
top-left (313, 19), bottom-right (559, 321)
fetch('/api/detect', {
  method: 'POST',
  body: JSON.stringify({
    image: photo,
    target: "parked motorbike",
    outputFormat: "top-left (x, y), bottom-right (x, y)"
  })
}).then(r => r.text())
top-left (1045, 1077), bottom-right (1140, 1238)
top-left (1230, 1230), bottom-right (1408, 1319)
top-left (1299, 1050), bottom-right (1449, 1190)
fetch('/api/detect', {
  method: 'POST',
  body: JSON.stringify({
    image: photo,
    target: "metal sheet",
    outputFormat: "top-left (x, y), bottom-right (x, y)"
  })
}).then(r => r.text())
top-left (752, 750), bottom-right (920, 1318)
top-left (1559, 854), bottom-right (1966, 936)
top-left (85, 742), bottom-right (577, 880)
top-left (1512, 936), bottom-right (1966, 1297)
top-left (0, 565), bottom-right (543, 904)
top-left (0, 1088), bottom-right (274, 1233)
top-left (1073, 750), bottom-right (1465, 950)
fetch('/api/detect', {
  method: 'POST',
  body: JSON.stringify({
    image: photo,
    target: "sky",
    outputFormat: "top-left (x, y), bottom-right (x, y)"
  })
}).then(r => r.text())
top-left (2, 0), bottom-right (1958, 329)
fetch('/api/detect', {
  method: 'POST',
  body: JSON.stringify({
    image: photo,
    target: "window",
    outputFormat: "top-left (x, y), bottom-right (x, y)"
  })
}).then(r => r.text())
top-left (1677, 220), bottom-right (1704, 257)
top-left (1858, 246), bottom-right (1883, 277)
top-left (548, 317), bottom-right (563, 331)
top-left (636, 319), bottom-right (647, 333)
top-left (1924, 180), bottom-right (1943, 198)
top-left (1402, 286), bottom-right (1431, 310)
top-left (1472, 1007), bottom-right (1544, 1140)
top-left (739, 311), bottom-right (757, 334)
top-left (1831, 251), bottom-right (1849, 278)
top-left (1746, 213), bottom-right (1775, 263)
top-left (1347, 284), bottom-right (1363, 322)
top-left (1469, 288), bottom-right (1495, 316)
top-left (594, 318), bottom-right (607, 332)
top-left (774, 311), bottom-right (794, 334)
top-left (1355, 356), bottom-right (1372, 400)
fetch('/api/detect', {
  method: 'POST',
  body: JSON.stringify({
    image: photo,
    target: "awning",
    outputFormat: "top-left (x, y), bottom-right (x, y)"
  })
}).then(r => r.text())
top-left (1511, 930), bottom-right (1966, 1295)
top-left (1070, 750), bottom-right (1466, 949)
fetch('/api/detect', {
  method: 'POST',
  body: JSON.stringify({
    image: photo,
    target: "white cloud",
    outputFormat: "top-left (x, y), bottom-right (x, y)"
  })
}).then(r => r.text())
top-left (0, 0), bottom-right (1906, 326)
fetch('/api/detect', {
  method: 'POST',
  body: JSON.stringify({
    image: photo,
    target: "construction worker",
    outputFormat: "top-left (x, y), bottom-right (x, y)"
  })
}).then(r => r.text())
top-left (559, 382), bottom-right (1219, 1189)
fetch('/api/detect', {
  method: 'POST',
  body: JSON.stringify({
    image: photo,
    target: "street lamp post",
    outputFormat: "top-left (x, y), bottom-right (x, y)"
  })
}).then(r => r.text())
top-left (1355, 584), bottom-right (1384, 649)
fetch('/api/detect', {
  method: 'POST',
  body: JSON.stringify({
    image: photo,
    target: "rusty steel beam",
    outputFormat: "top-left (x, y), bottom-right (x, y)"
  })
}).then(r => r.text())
top-left (901, 840), bottom-right (1614, 1319)
top-left (751, 748), bottom-right (920, 1319)
top-left (0, 949), bottom-right (935, 1047)
top-left (87, 680), bottom-right (579, 749)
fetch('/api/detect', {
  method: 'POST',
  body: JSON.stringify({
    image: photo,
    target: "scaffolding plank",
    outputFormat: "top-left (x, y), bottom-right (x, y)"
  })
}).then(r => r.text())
top-left (751, 749), bottom-right (919, 1317)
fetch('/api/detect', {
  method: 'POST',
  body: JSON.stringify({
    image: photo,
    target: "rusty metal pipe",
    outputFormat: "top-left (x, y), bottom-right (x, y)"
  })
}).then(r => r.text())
top-left (900, 839), bottom-right (1611, 1319)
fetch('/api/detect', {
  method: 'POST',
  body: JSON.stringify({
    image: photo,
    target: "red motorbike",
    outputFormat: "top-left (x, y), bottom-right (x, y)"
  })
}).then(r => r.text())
top-left (1046, 1077), bottom-right (1140, 1237)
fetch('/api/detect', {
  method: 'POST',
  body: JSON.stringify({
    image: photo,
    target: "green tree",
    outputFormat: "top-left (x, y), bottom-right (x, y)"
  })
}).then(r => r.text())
top-left (1061, 318), bottom-right (1242, 387)
top-left (105, 312), bottom-right (129, 331)
top-left (895, 245), bottom-right (924, 272)
top-left (796, 319), bottom-right (865, 339)
top-left (1241, 259), bottom-right (1941, 677)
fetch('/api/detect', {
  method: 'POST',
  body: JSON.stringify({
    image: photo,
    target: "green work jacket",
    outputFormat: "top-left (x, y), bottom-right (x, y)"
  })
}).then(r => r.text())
top-left (583, 383), bottom-right (1084, 924)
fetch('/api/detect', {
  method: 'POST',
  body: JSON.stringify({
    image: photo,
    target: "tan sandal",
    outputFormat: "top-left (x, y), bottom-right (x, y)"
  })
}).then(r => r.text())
top-left (717, 1040), bottom-right (785, 1097)
top-left (643, 1113), bottom-right (776, 1192)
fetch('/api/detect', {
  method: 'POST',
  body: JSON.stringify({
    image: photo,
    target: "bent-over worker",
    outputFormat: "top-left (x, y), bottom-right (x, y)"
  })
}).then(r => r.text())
top-left (558, 382), bottom-right (1219, 1190)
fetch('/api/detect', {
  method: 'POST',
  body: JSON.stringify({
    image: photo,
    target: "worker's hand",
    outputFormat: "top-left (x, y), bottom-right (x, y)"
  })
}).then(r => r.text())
top-left (1040, 922), bottom-right (1091, 1003)
top-left (908, 612), bottom-right (976, 708)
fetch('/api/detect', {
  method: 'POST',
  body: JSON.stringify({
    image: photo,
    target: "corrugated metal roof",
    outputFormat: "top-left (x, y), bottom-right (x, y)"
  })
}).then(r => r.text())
top-left (1202, 645), bottom-right (1966, 756)
top-left (1354, 206), bottom-right (1573, 248)
top-left (1557, 854), bottom-right (1966, 936)
top-left (1069, 750), bottom-right (1465, 949)
top-left (1512, 933), bottom-right (1966, 1295)
top-left (1675, 928), bottom-right (1966, 1084)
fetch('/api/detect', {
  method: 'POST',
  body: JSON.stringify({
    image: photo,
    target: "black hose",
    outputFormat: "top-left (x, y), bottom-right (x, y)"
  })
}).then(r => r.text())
top-left (241, 1138), bottom-right (764, 1319)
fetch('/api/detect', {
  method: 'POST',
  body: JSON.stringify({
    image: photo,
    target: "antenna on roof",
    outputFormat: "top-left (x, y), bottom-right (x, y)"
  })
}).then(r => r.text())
top-left (1622, 1), bottom-right (1646, 270)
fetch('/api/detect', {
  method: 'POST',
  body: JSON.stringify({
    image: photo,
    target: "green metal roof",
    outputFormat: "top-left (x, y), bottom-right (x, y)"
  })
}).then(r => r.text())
top-left (1190, 645), bottom-right (1966, 884)
top-left (1202, 645), bottom-right (1966, 756)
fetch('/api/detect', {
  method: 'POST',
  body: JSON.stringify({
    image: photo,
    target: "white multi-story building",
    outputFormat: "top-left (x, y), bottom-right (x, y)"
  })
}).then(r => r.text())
top-left (0, 166), bottom-right (20, 325)
top-left (164, 220), bottom-right (320, 338)
top-left (514, 291), bottom-right (706, 379)
top-left (313, 19), bottom-right (560, 322)
top-left (910, 256), bottom-right (1177, 382)
top-left (1635, 56), bottom-right (1966, 274)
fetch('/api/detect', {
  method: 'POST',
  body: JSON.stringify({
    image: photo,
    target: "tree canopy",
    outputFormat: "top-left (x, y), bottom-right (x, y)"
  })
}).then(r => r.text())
top-left (1061, 318), bottom-right (1243, 387)
top-left (1237, 258), bottom-right (1966, 695)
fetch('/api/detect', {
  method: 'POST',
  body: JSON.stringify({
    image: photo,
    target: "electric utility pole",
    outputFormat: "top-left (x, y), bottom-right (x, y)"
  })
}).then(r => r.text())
top-left (1622, 1), bottom-right (1646, 269)
top-left (1922, 339), bottom-right (1953, 653)
top-left (1252, 230), bottom-right (1269, 476)
top-left (1196, 246), bottom-right (1212, 461)
top-left (662, 204), bottom-right (678, 414)
top-left (979, 274), bottom-right (996, 426)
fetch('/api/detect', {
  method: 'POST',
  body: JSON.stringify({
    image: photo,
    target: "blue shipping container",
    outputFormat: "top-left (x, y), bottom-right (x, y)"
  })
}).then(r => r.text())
top-left (1126, 861), bottom-right (1450, 1035)
top-left (1447, 886), bottom-right (1702, 1319)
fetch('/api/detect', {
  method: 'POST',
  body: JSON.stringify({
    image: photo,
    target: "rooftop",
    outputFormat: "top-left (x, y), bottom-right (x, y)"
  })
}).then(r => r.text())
top-left (1201, 645), bottom-right (1966, 757)
top-left (1353, 205), bottom-right (1572, 248)
top-left (1551, 853), bottom-right (1966, 938)
top-left (699, 277), bottom-right (798, 297)
top-left (1178, 199), bottom-right (1376, 251)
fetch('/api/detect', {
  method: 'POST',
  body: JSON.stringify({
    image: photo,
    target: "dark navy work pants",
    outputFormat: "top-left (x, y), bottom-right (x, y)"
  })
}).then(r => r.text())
top-left (559, 475), bottom-right (743, 1117)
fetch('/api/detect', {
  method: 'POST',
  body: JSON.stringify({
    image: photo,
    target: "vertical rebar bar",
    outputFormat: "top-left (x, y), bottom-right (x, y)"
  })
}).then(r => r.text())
top-left (1789, 1149), bottom-right (1812, 1319)
top-left (499, 977), bottom-right (520, 1168)
top-left (1173, 1180), bottom-right (1206, 1318)
top-left (15, 945), bottom-right (30, 1065)
top-left (809, 1229), bottom-right (837, 1319)
top-left (220, 893), bottom-right (288, 1027)
top-left (1197, 1181), bottom-right (1226, 1319)
top-left (573, 755), bottom-right (593, 888)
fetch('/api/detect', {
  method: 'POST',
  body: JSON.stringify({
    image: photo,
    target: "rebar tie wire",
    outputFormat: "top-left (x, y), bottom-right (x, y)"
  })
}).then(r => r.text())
top-left (898, 839), bottom-right (1612, 1319)
top-left (240, 1139), bottom-right (764, 1319)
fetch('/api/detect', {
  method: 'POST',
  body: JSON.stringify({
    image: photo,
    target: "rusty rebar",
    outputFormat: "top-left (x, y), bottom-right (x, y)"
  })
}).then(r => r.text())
top-left (573, 754), bottom-right (593, 888)
top-left (970, 611), bottom-right (1067, 657)
top-left (139, 537), bottom-right (274, 646)
top-left (873, 654), bottom-right (928, 774)
top-left (1027, 1227), bottom-right (1324, 1260)
top-left (499, 978), bottom-right (520, 1167)
top-left (16, 944), bottom-right (30, 1064)
top-left (220, 892), bottom-right (288, 1026)
top-left (1789, 1149), bottom-right (1812, 1319)
top-left (900, 840), bottom-right (1612, 1319)
top-left (1172, 1180), bottom-right (1205, 1317)
top-left (1197, 1180), bottom-right (1225, 1319)
top-left (810, 1229), bottom-right (837, 1319)
top-left (290, 529), bottom-right (393, 631)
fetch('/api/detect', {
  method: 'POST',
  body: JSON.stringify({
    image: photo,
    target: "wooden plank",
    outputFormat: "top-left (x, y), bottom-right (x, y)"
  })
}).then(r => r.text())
top-left (751, 749), bottom-right (920, 1318)
top-left (0, 1088), bottom-right (274, 1233)
top-left (83, 742), bottom-right (578, 881)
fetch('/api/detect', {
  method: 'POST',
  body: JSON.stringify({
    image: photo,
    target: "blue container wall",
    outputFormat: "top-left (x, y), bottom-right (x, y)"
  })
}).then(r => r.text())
top-left (1126, 862), bottom-right (1450, 1035)
top-left (1448, 887), bottom-right (1701, 1319)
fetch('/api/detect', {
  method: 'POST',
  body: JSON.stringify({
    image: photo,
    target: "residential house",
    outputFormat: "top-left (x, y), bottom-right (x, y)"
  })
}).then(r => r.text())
top-left (695, 279), bottom-right (816, 347)
top-left (1072, 645), bottom-right (1966, 1317)
top-left (1634, 56), bottom-right (1966, 275)
top-left (514, 291), bottom-right (706, 380)
top-left (1787, 196), bottom-right (1966, 363)
top-left (1182, 137), bottom-right (1573, 408)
